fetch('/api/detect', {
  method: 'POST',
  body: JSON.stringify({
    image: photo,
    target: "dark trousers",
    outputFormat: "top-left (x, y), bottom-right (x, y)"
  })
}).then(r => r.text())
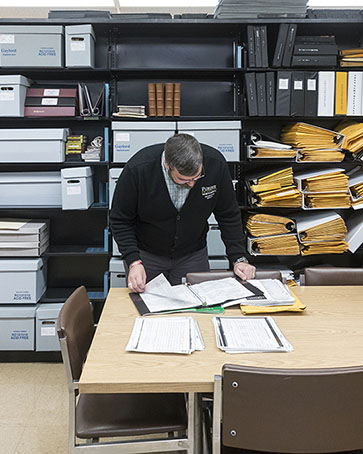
top-left (125, 247), bottom-right (210, 286)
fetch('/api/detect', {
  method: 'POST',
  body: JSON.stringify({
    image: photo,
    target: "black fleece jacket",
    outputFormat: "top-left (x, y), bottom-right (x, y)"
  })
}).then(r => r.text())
top-left (110, 143), bottom-right (245, 266)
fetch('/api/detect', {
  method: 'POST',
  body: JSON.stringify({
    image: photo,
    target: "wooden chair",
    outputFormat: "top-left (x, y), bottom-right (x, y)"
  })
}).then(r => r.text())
top-left (186, 270), bottom-right (282, 285)
top-left (304, 267), bottom-right (363, 286)
top-left (212, 364), bottom-right (363, 454)
top-left (57, 285), bottom-right (188, 453)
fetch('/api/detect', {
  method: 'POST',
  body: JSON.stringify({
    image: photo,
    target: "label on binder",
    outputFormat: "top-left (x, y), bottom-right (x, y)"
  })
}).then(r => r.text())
top-left (279, 78), bottom-right (289, 90)
top-left (294, 80), bottom-right (303, 90)
top-left (307, 79), bottom-right (316, 91)
top-left (42, 98), bottom-right (58, 105)
top-left (44, 89), bottom-right (59, 96)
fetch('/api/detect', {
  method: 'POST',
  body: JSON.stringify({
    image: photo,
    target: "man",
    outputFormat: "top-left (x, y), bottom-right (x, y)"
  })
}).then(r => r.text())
top-left (110, 133), bottom-right (255, 293)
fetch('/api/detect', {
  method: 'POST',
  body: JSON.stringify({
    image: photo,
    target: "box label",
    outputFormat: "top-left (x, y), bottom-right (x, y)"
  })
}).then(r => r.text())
top-left (0, 91), bottom-right (15, 101)
top-left (71, 41), bottom-right (86, 51)
top-left (67, 186), bottom-right (82, 195)
top-left (41, 326), bottom-right (56, 337)
top-left (42, 98), bottom-right (58, 105)
top-left (44, 89), bottom-right (60, 96)
top-left (0, 35), bottom-right (14, 43)
top-left (11, 330), bottom-right (29, 341)
top-left (218, 143), bottom-right (235, 154)
top-left (13, 291), bottom-right (31, 301)
top-left (38, 47), bottom-right (56, 57)
top-left (115, 133), bottom-right (130, 142)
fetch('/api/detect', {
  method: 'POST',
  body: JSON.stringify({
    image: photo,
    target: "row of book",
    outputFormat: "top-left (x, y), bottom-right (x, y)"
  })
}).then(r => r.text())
top-left (340, 48), bottom-right (363, 67)
top-left (245, 211), bottom-right (363, 256)
top-left (245, 70), bottom-right (363, 118)
top-left (147, 82), bottom-right (181, 117)
top-left (247, 167), bottom-right (363, 210)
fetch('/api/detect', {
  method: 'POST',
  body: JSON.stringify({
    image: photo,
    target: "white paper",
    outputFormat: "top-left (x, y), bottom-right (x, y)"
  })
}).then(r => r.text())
top-left (0, 220), bottom-right (27, 230)
top-left (0, 34), bottom-right (14, 43)
top-left (71, 41), bottom-right (86, 51)
top-left (41, 326), bottom-right (56, 337)
top-left (44, 89), bottom-right (60, 96)
top-left (66, 186), bottom-right (81, 195)
top-left (116, 133), bottom-right (130, 142)
top-left (0, 91), bottom-right (15, 101)
top-left (41, 98), bottom-right (58, 105)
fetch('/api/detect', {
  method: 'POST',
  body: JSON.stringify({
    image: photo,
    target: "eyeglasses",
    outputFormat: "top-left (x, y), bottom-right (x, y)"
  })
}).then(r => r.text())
top-left (170, 165), bottom-right (205, 183)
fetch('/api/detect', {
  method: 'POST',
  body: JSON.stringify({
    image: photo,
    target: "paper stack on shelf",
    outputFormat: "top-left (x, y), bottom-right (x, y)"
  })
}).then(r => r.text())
top-left (304, 193), bottom-right (351, 209)
top-left (113, 105), bottom-right (147, 118)
top-left (345, 211), bottom-right (363, 253)
top-left (246, 213), bottom-right (296, 236)
top-left (81, 136), bottom-right (103, 162)
top-left (0, 219), bottom-right (49, 256)
top-left (248, 167), bottom-right (302, 207)
top-left (212, 316), bottom-right (293, 353)
top-left (126, 316), bottom-right (204, 355)
top-left (295, 211), bottom-right (348, 255)
top-left (214, 0), bottom-right (307, 19)
top-left (348, 172), bottom-right (363, 210)
top-left (335, 121), bottom-right (363, 160)
top-left (248, 233), bottom-right (300, 255)
top-left (247, 131), bottom-right (298, 159)
top-left (281, 123), bottom-right (345, 162)
top-left (339, 48), bottom-right (363, 67)
top-left (300, 170), bottom-right (348, 192)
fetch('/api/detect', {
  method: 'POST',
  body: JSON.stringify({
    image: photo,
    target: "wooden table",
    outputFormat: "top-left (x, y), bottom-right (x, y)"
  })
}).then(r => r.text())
top-left (79, 286), bottom-right (363, 453)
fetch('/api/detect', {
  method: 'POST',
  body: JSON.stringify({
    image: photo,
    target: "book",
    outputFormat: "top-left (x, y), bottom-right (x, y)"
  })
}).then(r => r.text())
top-left (335, 71), bottom-right (348, 116)
top-left (291, 55), bottom-right (337, 66)
top-left (247, 25), bottom-right (255, 67)
top-left (256, 72), bottom-right (266, 116)
top-left (266, 72), bottom-right (275, 116)
top-left (245, 72), bottom-right (258, 116)
top-left (304, 71), bottom-right (318, 116)
top-left (317, 71), bottom-right (335, 117)
top-left (272, 23), bottom-right (289, 68)
top-left (276, 71), bottom-right (291, 116)
top-left (164, 82), bottom-right (174, 117)
top-left (147, 83), bottom-right (156, 116)
top-left (173, 83), bottom-right (181, 116)
top-left (156, 82), bottom-right (164, 116)
top-left (282, 24), bottom-right (297, 67)
top-left (290, 71), bottom-right (305, 116)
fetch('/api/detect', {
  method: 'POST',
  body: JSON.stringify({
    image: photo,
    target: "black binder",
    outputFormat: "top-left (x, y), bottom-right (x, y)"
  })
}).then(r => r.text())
top-left (290, 72), bottom-right (305, 117)
top-left (282, 24), bottom-right (297, 67)
top-left (256, 72), bottom-right (267, 117)
top-left (247, 25), bottom-right (255, 68)
top-left (254, 26), bottom-right (262, 68)
top-left (272, 23), bottom-right (289, 68)
top-left (275, 71), bottom-right (291, 116)
top-left (266, 72), bottom-right (275, 116)
top-left (260, 26), bottom-right (269, 68)
top-left (291, 55), bottom-right (337, 66)
top-left (245, 72), bottom-right (258, 117)
top-left (304, 72), bottom-right (318, 117)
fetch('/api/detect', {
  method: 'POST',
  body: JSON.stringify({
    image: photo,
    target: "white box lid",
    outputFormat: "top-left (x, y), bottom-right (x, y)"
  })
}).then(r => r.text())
top-left (109, 168), bottom-right (123, 179)
top-left (112, 121), bottom-right (176, 131)
top-left (0, 171), bottom-right (61, 183)
top-left (65, 24), bottom-right (95, 40)
top-left (36, 303), bottom-right (63, 320)
top-left (61, 166), bottom-right (93, 178)
top-left (0, 305), bottom-right (36, 318)
top-left (109, 257), bottom-right (125, 273)
top-left (0, 128), bottom-right (69, 142)
top-left (0, 257), bottom-right (44, 272)
top-left (0, 25), bottom-right (64, 35)
top-left (0, 75), bottom-right (31, 87)
top-left (177, 121), bottom-right (241, 130)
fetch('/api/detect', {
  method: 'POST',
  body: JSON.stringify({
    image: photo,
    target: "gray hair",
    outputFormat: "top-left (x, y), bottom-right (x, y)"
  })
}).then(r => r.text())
top-left (165, 134), bottom-right (203, 176)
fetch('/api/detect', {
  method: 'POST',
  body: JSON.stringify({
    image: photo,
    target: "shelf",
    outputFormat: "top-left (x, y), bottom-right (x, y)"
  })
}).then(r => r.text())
top-left (111, 115), bottom-right (242, 121)
top-left (0, 203), bottom-right (108, 210)
top-left (0, 116), bottom-right (109, 122)
top-left (111, 68), bottom-right (243, 77)
top-left (40, 287), bottom-right (106, 303)
top-left (1, 161), bottom-right (109, 169)
top-left (43, 245), bottom-right (109, 256)
top-left (0, 67), bottom-right (111, 80)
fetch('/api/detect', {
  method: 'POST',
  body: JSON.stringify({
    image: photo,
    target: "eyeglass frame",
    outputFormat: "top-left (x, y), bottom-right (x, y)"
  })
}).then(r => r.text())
top-left (168, 165), bottom-right (205, 183)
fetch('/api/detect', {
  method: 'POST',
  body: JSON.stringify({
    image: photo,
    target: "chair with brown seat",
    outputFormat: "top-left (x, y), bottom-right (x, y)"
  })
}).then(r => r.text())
top-left (212, 364), bottom-right (363, 454)
top-left (57, 285), bottom-right (188, 454)
top-left (186, 270), bottom-right (282, 285)
top-left (304, 267), bottom-right (363, 286)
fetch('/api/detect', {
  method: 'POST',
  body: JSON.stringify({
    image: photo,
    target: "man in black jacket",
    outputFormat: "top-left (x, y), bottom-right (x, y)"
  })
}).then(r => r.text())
top-left (110, 133), bottom-right (255, 292)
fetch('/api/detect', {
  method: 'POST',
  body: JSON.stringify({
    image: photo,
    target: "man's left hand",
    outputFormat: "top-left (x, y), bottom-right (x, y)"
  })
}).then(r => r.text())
top-left (234, 262), bottom-right (256, 280)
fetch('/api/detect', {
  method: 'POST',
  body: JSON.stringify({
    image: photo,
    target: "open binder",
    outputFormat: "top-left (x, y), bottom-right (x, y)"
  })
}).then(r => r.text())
top-left (246, 130), bottom-right (297, 159)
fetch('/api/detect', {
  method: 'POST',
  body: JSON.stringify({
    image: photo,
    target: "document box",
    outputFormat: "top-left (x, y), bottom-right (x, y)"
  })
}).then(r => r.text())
top-left (0, 128), bottom-right (68, 163)
top-left (35, 303), bottom-right (63, 351)
top-left (112, 121), bottom-right (176, 163)
top-left (0, 75), bottom-right (31, 116)
top-left (109, 167), bottom-right (123, 208)
top-left (0, 258), bottom-right (46, 304)
top-left (65, 24), bottom-right (95, 68)
top-left (207, 227), bottom-right (226, 256)
top-left (109, 257), bottom-right (126, 288)
top-left (177, 121), bottom-right (241, 162)
top-left (0, 171), bottom-right (62, 207)
top-left (0, 25), bottom-right (64, 67)
top-left (0, 306), bottom-right (36, 351)
top-left (61, 166), bottom-right (94, 210)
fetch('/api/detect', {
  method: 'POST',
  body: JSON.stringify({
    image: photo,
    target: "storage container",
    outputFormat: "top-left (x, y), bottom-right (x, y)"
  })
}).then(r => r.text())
top-left (0, 25), bottom-right (64, 67)
top-left (0, 258), bottom-right (46, 304)
top-left (209, 258), bottom-right (229, 270)
top-left (0, 128), bottom-right (68, 163)
top-left (109, 257), bottom-right (126, 288)
top-left (207, 227), bottom-right (226, 256)
top-left (61, 166), bottom-right (94, 210)
top-left (35, 303), bottom-right (63, 351)
top-left (177, 121), bottom-right (241, 162)
top-left (65, 24), bottom-right (95, 68)
top-left (0, 171), bottom-right (62, 207)
top-left (0, 306), bottom-right (35, 351)
top-left (112, 121), bottom-right (176, 163)
top-left (109, 167), bottom-right (123, 208)
top-left (0, 75), bottom-right (31, 117)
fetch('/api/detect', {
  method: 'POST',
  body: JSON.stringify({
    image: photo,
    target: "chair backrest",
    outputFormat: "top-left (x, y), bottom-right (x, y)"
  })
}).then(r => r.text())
top-left (304, 267), bottom-right (363, 286)
top-left (221, 364), bottom-right (363, 453)
top-left (57, 286), bottom-right (95, 381)
top-left (186, 270), bottom-right (282, 285)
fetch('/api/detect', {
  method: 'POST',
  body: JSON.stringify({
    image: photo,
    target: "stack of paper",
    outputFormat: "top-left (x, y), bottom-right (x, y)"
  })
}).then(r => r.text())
top-left (0, 219), bottom-right (49, 256)
top-left (348, 172), bottom-right (363, 210)
top-left (248, 233), bottom-right (300, 255)
top-left (249, 167), bottom-right (294, 192)
top-left (213, 316), bottom-right (293, 353)
top-left (301, 241), bottom-right (348, 255)
top-left (214, 0), bottom-right (307, 19)
top-left (339, 48), bottom-right (363, 67)
top-left (246, 213), bottom-right (296, 237)
top-left (296, 211), bottom-right (347, 242)
top-left (304, 193), bottom-right (351, 209)
top-left (336, 121), bottom-right (363, 156)
top-left (281, 123), bottom-right (345, 162)
top-left (126, 316), bottom-right (204, 355)
top-left (113, 105), bottom-right (147, 118)
top-left (301, 171), bottom-right (348, 192)
top-left (247, 131), bottom-right (297, 159)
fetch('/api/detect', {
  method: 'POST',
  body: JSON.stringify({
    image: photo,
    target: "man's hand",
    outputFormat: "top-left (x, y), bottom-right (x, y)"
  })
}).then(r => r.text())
top-left (234, 262), bottom-right (256, 280)
top-left (128, 261), bottom-right (146, 293)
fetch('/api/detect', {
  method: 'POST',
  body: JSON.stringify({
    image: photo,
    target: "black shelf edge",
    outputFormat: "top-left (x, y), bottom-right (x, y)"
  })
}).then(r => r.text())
top-left (1, 161), bottom-right (109, 168)
top-left (0, 203), bottom-right (108, 211)
top-left (111, 115), bottom-right (241, 121)
top-left (43, 245), bottom-right (109, 257)
top-left (40, 287), bottom-right (106, 303)
top-left (0, 116), bottom-right (109, 122)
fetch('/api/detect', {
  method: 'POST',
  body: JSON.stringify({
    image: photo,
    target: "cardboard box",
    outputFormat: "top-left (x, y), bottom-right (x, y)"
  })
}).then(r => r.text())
top-left (0, 75), bottom-right (31, 117)
top-left (0, 306), bottom-right (36, 351)
top-left (0, 25), bottom-right (64, 67)
top-left (65, 24), bottom-right (95, 68)
top-left (112, 121), bottom-right (176, 163)
top-left (61, 166), bottom-right (94, 210)
top-left (109, 257), bottom-right (126, 288)
top-left (207, 227), bottom-right (226, 256)
top-left (177, 121), bottom-right (241, 162)
top-left (35, 303), bottom-right (63, 351)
